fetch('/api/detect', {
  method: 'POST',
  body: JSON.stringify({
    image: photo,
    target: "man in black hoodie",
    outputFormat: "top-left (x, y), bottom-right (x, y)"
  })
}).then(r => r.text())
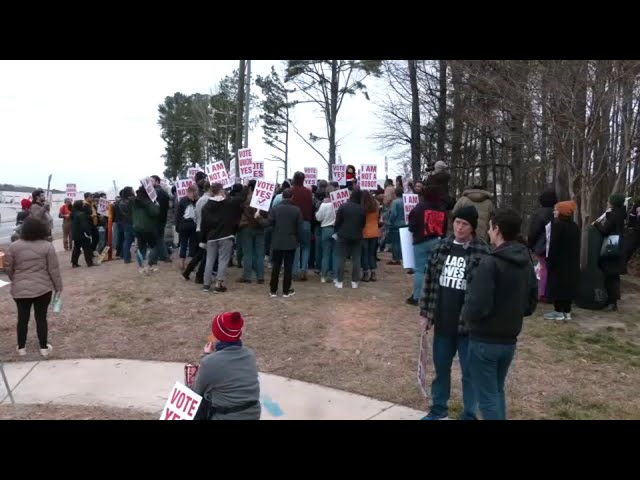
top-left (334, 189), bottom-right (366, 289)
top-left (151, 175), bottom-right (171, 263)
top-left (462, 208), bottom-right (538, 420)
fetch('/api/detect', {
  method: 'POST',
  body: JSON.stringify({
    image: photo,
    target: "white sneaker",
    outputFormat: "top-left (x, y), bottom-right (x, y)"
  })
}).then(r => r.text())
top-left (544, 311), bottom-right (564, 320)
top-left (16, 346), bottom-right (26, 356)
top-left (352, 282), bottom-right (359, 289)
top-left (40, 344), bottom-right (53, 357)
top-left (270, 292), bottom-right (278, 298)
top-left (335, 281), bottom-right (343, 289)
top-left (283, 290), bottom-right (296, 298)
top-left (564, 312), bottom-right (572, 321)
top-left (321, 277), bottom-right (327, 283)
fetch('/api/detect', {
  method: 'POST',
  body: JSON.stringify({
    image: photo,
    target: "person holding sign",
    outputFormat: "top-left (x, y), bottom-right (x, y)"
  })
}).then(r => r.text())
top-left (406, 185), bottom-right (448, 306)
top-left (315, 190), bottom-right (337, 283)
top-left (237, 181), bottom-right (270, 284)
top-left (291, 172), bottom-right (313, 281)
top-left (192, 311), bottom-right (261, 420)
top-left (334, 189), bottom-right (366, 289)
top-left (175, 185), bottom-right (199, 271)
top-left (58, 198), bottom-right (73, 251)
top-left (387, 188), bottom-right (406, 265)
top-left (360, 191), bottom-right (381, 282)
top-left (132, 187), bottom-right (160, 274)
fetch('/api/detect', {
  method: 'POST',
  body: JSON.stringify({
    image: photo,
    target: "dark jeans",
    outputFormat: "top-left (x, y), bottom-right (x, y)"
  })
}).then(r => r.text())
top-left (604, 274), bottom-right (621, 305)
top-left (270, 249), bottom-right (295, 294)
top-left (361, 238), bottom-right (378, 271)
top-left (554, 300), bottom-right (572, 313)
top-left (469, 340), bottom-right (516, 420)
top-left (335, 238), bottom-right (362, 283)
top-left (114, 222), bottom-right (124, 257)
top-left (91, 226), bottom-right (99, 251)
top-left (15, 291), bottom-right (52, 349)
top-left (241, 228), bottom-right (265, 281)
top-left (72, 237), bottom-right (93, 266)
top-left (389, 229), bottom-right (402, 261)
top-left (178, 221), bottom-right (198, 259)
top-left (430, 334), bottom-right (477, 420)
top-left (314, 225), bottom-right (322, 271)
top-left (185, 246), bottom-right (204, 278)
top-left (153, 221), bottom-right (169, 261)
top-left (624, 229), bottom-right (639, 266)
top-left (120, 223), bottom-right (135, 263)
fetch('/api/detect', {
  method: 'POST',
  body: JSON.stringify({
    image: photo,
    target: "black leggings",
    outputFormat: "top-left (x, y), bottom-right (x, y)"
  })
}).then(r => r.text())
top-left (15, 291), bottom-right (52, 349)
top-left (554, 300), bottom-right (572, 313)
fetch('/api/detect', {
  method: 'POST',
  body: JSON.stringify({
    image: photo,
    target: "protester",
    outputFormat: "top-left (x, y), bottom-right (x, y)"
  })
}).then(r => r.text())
top-left (269, 188), bottom-right (304, 297)
top-left (117, 187), bottom-right (136, 264)
top-left (29, 189), bottom-right (53, 240)
top-left (418, 205), bottom-right (490, 420)
top-left (453, 185), bottom-right (495, 242)
top-left (83, 192), bottom-right (99, 252)
top-left (237, 182), bottom-right (270, 284)
top-left (112, 191), bottom-right (124, 258)
top-left (624, 197), bottom-right (640, 271)
top-left (184, 179), bottom-right (211, 283)
top-left (132, 187), bottom-right (160, 274)
top-left (334, 189), bottom-right (366, 289)
top-left (192, 312), bottom-right (261, 420)
top-left (176, 184), bottom-right (199, 271)
top-left (406, 184), bottom-right (447, 306)
top-left (291, 172), bottom-right (313, 281)
top-left (5, 217), bottom-right (62, 357)
top-left (313, 180), bottom-right (329, 274)
top-left (594, 194), bottom-right (626, 311)
top-left (151, 175), bottom-right (171, 263)
top-left (59, 198), bottom-right (73, 251)
top-left (387, 187), bottom-right (405, 265)
top-left (16, 198), bottom-right (31, 225)
top-left (360, 190), bottom-right (380, 282)
top-left (462, 208), bottom-right (538, 420)
top-left (70, 200), bottom-right (95, 267)
top-left (527, 189), bottom-right (557, 302)
top-left (315, 189), bottom-right (336, 283)
top-left (545, 201), bottom-right (580, 320)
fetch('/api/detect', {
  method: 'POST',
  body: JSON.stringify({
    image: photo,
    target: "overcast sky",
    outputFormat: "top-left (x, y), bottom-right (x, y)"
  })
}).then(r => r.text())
top-left (0, 60), bottom-right (400, 193)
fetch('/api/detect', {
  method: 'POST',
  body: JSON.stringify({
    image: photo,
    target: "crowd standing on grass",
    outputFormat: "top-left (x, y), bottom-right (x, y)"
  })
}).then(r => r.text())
top-left (5, 161), bottom-right (639, 420)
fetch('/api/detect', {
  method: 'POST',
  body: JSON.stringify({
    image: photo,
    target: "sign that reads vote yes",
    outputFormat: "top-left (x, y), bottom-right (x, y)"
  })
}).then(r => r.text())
top-left (249, 180), bottom-right (276, 212)
top-left (160, 382), bottom-right (202, 420)
top-left (332, 165), bottom-right (347, 186)
top-left (187, 167), bottom-right (203, 180)
top-left (66, 183), bottom-right (77, 199)
top-left (97, 198), bottom-right (110, 216)
top-left (403, 194), bottom-right (419, 224)
top-left (252, 161), bottom-right (264, 179)
top-left (330, 188), bottom-right (350, 211)
top-left (176, 179), bottom-right (194, 200)
top-left (205, 161), bottom-right (232, 188)
top-left (140, 177), bottom-right (157, 203)
top-left (238, 148), bottom-right (253, 179)
top-left (359, 164), bottom-right (378, 190)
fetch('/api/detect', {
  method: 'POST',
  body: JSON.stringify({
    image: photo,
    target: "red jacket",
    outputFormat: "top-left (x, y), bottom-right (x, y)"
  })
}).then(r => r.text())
top-left (291, 185), bottom-right (313, 222)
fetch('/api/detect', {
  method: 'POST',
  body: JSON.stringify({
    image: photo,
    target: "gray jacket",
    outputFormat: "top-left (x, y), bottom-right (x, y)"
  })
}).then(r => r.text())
top-left (269, 200), bottom-right (304, 251)
top-left (192, 345), bottom-right (260, 420)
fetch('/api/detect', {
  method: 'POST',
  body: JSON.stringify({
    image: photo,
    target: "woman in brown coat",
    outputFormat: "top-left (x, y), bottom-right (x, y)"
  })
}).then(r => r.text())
top-left (5, 217), bottom-right (63, 357)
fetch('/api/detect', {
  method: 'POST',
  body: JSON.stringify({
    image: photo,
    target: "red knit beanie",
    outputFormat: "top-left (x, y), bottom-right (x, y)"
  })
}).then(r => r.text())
top-left (21, 198), bottom-right (32, 210)
top-left (211, 312), bottom-right (244, 343)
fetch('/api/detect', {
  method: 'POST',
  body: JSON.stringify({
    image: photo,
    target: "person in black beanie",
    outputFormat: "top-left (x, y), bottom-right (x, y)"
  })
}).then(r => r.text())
top-left (418, 204), bottom-right (490, 420)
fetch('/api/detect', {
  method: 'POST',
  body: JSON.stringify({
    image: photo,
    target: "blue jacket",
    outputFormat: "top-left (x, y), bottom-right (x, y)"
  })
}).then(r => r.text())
top-left (388, 198), bottom-right (405, 231)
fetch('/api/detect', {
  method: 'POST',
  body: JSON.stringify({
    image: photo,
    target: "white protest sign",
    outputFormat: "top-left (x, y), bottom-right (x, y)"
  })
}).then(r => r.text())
top-left (403, 194), bottom-right (419, 224)
top-left (332, 165), bottom-right (347, 186)
top-left (238, 148), bottom-right (253, 179)
top-left (229, 159), bottom-right (237, 185)
top-left (65, 183), bottom-right (77, 199)
top-left (360, 164), bottom-right (378, 190)
top-left (330, 188), bottom-right (350, 212)
top-left (176, 179), bottom-right (194, 200)
top-left (140, 177), bottom-right (157, 202)
top-left (97, 198), bottom-right (109, 216)
top-left (400, 226), bottom-right (415, 269)
top-left (160, 382), bottom-right (202, 420)
top-left (252, 161), bottom-right (265, 179)
top-left (250, 180), bottom-right (276, 212)
top-left (304, 167), bottom-right (318, 188)
top-left (187, 167), bottom-right (203, 181)
top-left (205, 161), bottom-right (232, 188)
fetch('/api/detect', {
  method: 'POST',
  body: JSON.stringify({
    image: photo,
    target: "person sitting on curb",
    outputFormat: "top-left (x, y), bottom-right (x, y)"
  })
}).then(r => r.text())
top-left (192, 311), bottom-right (261, 420)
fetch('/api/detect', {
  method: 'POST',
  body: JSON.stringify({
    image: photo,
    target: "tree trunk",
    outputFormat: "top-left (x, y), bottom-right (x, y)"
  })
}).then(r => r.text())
top-left (234, 60), bottom-right (246, 178)
top-left (437, 60), bottom-right (447, 164)
top-left (285, 107), bottom-right (290, 180)
top-left (450, 63), bottom-right (463, 192)
top-left (408, 60), bottom-right (421, 181)
top-left (329, 60), bottom-right (339, 168)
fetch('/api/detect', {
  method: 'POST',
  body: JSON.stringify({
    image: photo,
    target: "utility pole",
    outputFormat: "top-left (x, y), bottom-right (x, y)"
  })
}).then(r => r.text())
top-left (235, 60), bottom-right (246, 179)
top-left (243, 60), bottom-right (251, 148)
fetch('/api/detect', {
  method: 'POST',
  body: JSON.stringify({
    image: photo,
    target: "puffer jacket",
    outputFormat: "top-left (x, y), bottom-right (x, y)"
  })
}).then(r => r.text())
top-left (5, 239), bottom-right (63, 299)
top-left (453, 189), bottom-right (495, 242)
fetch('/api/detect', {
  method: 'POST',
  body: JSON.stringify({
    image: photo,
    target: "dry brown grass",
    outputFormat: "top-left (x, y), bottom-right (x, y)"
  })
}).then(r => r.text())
top-left (0, 403), bottom-right (155, 420)
top-left (1, 248), bottom-right (639, 419)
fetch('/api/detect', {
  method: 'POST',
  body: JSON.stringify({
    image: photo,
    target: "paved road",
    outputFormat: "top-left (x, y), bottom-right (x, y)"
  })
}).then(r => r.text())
top-left (0, 209), bottom-right (63, 246)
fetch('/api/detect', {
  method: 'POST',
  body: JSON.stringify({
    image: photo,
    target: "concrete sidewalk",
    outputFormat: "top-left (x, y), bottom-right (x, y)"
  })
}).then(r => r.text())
top-left (0, 358), bottom-right (424, 420)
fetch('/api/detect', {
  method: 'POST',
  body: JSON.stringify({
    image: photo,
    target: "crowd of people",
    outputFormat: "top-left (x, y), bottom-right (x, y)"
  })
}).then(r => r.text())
top-left (4, 161), bottom-right (640, 420)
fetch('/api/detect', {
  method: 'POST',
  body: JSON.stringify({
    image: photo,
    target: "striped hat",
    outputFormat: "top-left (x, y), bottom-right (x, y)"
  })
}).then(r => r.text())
top-left (211, 312), bottom-right (244, 343)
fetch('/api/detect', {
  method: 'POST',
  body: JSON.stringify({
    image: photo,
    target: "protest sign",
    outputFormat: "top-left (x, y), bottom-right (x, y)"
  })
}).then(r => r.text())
top-left (304, 167), bottom-right (318, 188)
top-left (205, 161), bottom-right (232, 188)
top-left (65, 183), bottom-right (77, 199)
top-left (249, 180), bottom-right (276, 212)
top-left (140, 177), bottom-right (157, 202)
top-left (359, 164), bottom-right (378, 190)
top-left (238, 148), bottom-right (253, 179)
top-left (252, 161), bottom-right (264, 179)
top-left (399, 226), bottom-right (415, 269)
top-left (176, 179), bottom-right (194, 200)
top-left (332, 165), bottom-right (346, 186)
top-left (330, 188), bottom-right (350, 212)
top-left (97, 198), bottom-right (109, 216)
top-left (187, 167), bottom-right (203, 180)
top-left (160, 382), bottom-right (202, 420)
top-left (403, 194), bottom-right (419, 224)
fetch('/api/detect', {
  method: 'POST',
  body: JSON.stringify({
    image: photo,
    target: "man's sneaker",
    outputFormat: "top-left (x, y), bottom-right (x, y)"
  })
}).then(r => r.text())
top-left (40, 344), bottom-right (53, 357)
top-left (420, 413), bottom-right (449, 420)
top-left (16, 346), bottom-right (26, 356)
top-left (213, 285), bottom-right (227, 294)
top-left (257, 279), bottom-right (265, 285)
top-left (320, 276), bottom-right (327, 283)
top-left (202, 285), bottom-right (211, 292)
top-left (544, 311), bottom-right (565, 320)
top-left (564, 312), bottom-right (572, 321)
top-left (182, 272), bottom-right (190, 281)
top-left (406, 296), bottom-right (419, 306)
top-left (351, 282), bottom-right (359, 289)
top-left (270, 292), bottom-right (278, 298)
top-left (236, 278), bottom-right (251, 284)
top-left (150, 266), bottom-right (159, 272)
top-left (335, 281), bottom-right (343, 289)
top-left (283, 290), bottom-right (296, 298)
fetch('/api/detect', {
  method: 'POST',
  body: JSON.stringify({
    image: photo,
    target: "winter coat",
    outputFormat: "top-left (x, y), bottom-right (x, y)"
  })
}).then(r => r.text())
top-left (5, 239), bottom-right (63, 299)
top-left (547, 217), bottom-right (581, 302)
top-left (594, 205), bottom-right (625, 276)
top-left (453, 189), bottom-right (495, 242)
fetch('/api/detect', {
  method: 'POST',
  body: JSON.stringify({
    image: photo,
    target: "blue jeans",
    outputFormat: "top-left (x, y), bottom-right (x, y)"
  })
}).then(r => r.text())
top-left (335, 238), bottom-right (362, 283)
top-left (294, 221), bottom-right (311, 275)
top-left (152, 222), bottom-right (169, 262)
top-left (430, 334), bottom-right (477, 420)
top-left (314, 225), bottom-right (322, 271)
top-left (241, 228), bottom-right (265, 281)
top-left (97, 226), bottom-right (106, 253)
top-left (412, 238), bottom-right (439, 300)
top-left (389, 229), bottom-right (402, 261)
top-left (121, 223), bottom-right (135, 263)
top-left (361, 238), bottom-right (378, 271)
top-left (320, 226), bottom-right (335, 278)
top-left (469, 340), bottom-right (516, 420)
top-left (136, 231), bottom-right (158, 267)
